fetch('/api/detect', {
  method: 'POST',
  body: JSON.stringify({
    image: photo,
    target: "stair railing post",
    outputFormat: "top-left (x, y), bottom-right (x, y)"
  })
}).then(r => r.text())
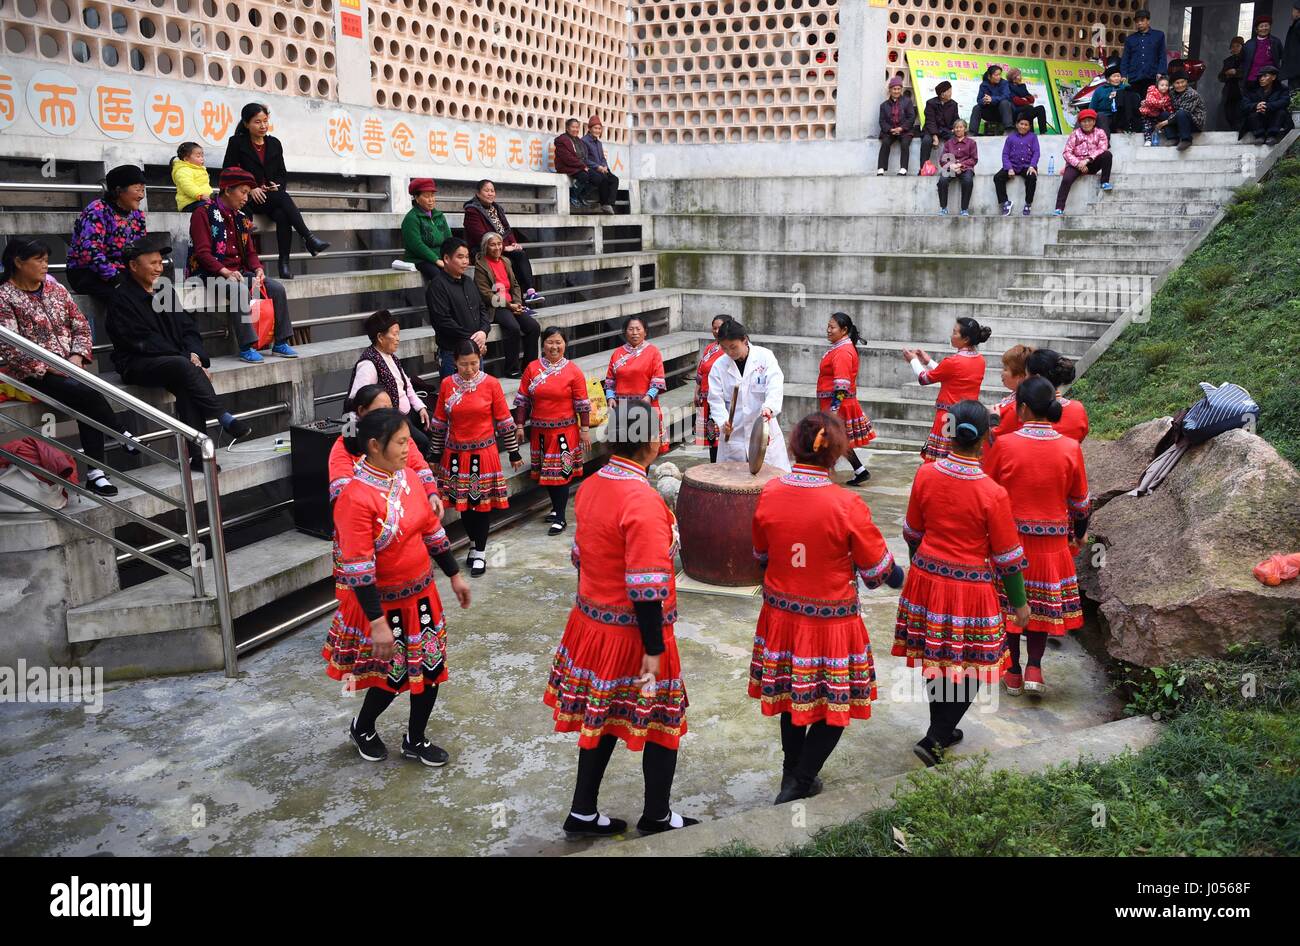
top-left (199, 438), bottom-right (238, 678)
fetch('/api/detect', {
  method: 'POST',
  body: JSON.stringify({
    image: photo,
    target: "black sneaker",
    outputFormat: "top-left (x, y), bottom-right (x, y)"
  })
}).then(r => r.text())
top-left (226, 418), bottom-right (253, 440)
top-left (775, 773), bottom-right (823, 804)
top-left (848, 468), bottom-right (871, 486)
top-left (635, 811), bottom-right (700, 836)
top-left (349, 718), bottom-right (388, 761)
top-left (562, 812), bottom-right (628, 840)
top-left (548, 519), bottom-right (567, 536)
top-left (400, 734), bottom-right (449, 767)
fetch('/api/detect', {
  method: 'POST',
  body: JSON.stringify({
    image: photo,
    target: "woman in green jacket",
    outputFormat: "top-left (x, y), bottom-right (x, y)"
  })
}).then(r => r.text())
top-left (401, 178), bottom-right (451, 280)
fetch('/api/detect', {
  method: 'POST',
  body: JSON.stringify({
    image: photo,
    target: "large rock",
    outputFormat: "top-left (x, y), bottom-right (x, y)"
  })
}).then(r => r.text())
top-left (1078, 425), bottom-right (1300, 667)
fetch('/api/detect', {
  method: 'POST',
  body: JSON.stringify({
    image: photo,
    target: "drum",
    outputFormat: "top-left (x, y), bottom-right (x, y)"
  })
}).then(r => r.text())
top-left (677, 460), bottom-right (782, 586)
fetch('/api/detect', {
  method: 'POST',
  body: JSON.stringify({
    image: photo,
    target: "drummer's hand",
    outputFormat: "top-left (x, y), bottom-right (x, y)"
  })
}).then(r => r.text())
top-left (639, 653), bottom-right (661, 680)
top-left (369, 618), bottom-right (395, 661)
top-left (450, 573), bottom-right (471, 609)
top-left (722, 421), bottom-right (733, 438)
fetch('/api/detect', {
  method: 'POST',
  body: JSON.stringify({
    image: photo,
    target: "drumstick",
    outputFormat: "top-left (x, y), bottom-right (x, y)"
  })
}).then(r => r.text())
top-left (724, 384), bottom-right (740, 442)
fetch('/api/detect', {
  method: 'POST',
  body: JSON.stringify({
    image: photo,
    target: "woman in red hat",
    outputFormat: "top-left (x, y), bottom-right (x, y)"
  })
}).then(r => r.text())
top-left (401, 178), bottom-right (451, 281)
top-left (1054, 109), bottom-right (1113, 215)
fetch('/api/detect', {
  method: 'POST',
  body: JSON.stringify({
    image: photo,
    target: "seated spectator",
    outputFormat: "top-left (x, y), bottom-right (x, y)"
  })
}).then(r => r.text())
top-left (0, 237), bottom-right (119, 496)
top-left (580, 116), bottom-right (620, 215)
top-left (474, 233), bottom-right (540, 380)
top-left (347, 309), bottom-right (432, 457)
top-left (969, 64), bottom-right (1014, 134)
top-left (400, 178), bottom-right (450, 281)
top-left (1240, 16), bottom-right (1284, 91)
top-left (1006, 68), bottom-right (1050, 134)
top-left (462, 179), bottom-right (545, 306)
top-left (66, 164), bottom-right (148, 309)
top-left (876, 77), bottom-right (917, 175)
top-left (105, 234), bottom-right (252, 472)
top-left (222, 102), bottom-right (329, 280)
top-left (426, 237), bottom-right (491, 379)
top-left (936, 120), bottom-right (977, 216)
top-left (1218, 36), bottom-right (1246, 131)
top-left (554, 117), bottom-right (617, 213)
top-left (1139, 76), bottom-right (1174, 145)
top-left (1089, 66), bottom-right (1139, 135)
top-left (994, 112), bottom-right (1040, 216)
top-left (1167, 70), bottom-right (1207, 150)
top-left (1239, 66), bottom-right (1294, 145)
top-left (1054, 109), bottom-right (1113, 216)
top-left (187, 167), bottom-right (297, 364)
top-left (171, 142), bottom-right (213, 212)
top-left (919, 80), bottom-right (959, 172)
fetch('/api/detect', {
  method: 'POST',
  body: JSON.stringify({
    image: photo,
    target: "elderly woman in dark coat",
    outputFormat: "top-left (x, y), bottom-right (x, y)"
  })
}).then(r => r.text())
top-left (877, 77), bottom-right (918, 175)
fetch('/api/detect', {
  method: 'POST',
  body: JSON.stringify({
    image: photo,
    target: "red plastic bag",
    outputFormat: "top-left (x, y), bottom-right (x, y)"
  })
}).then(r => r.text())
top-left (249, 294), bottom-right (275, 350)
top-left (919, 160), bottom-right (938, 177)
top-left (1253, 553), bottom-right (1300, 586)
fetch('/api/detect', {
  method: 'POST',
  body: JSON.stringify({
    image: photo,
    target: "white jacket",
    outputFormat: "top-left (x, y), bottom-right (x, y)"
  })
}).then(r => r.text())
top-left (706, 342), bottom-right (790, 471)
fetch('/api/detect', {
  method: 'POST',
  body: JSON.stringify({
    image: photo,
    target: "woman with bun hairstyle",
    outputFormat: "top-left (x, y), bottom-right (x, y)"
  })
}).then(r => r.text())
top-left (993, 348), bottom-right (1089, 442)
top-left (893, 400), bottom-right (1031, 766)
top-left (750, 411), bottom-right (904, 803)
top-left (982, 377), bottom-right (1090, 696)
top-left (903, 317), bottom-right (991, 462)
top-left (991, 343), bottom-right (1034, 425)
top-left (817, 312), bottom-right (875, 485)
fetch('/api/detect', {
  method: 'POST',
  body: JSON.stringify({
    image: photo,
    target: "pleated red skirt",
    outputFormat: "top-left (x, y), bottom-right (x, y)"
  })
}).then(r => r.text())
top-left (818, 396), bottom-right (877, 449)
top-left (997, 533), bottom-right (1084, 635)
top-left (892, 555), bottom-right (1009, 683)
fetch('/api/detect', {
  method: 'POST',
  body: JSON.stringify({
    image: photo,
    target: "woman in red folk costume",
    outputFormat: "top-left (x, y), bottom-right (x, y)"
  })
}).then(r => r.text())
top-left (982, 377), bottom-right (1091, 696)
top-left (694, 314), bottom-right (731, 463)
top-left (990, 344), bottom-right (1033, 430)
top-left (429, 340), bottom-right (523, 577)
top-left (604, 315), bottom-right (669, 456)
top-left (328, 384), bottom-right (443, 516)
top-left (903, 317), bottom-right (992, 462)
top-left (543, 400), bottom-right (697, 840)
top-left (993, 348), bottom-right (1089, 443)
top-left (817, 312), bottom-right (876, 485)
top-left (324, 409), bottom-right (471, 767)
top-left (751, 412), bottom-right (904, 804)
top-left (894, 400), bottom-right (1032, 767)
top-left (513, 326), bottom-right (591, 536)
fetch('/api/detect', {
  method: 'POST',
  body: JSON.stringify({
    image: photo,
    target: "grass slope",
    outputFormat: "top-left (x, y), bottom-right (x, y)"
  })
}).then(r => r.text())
top-left (1071, 145), bottom-right (1300, 466)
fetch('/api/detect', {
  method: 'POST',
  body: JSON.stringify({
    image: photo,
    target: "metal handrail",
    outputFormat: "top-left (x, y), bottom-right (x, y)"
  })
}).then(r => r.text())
top-left (0, 323), bottom-right (237, 677)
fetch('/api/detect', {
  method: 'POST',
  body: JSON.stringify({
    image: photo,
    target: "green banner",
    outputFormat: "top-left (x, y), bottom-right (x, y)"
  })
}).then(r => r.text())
top-left (1046, 59), bottom-right (1106, 132)
top-left (905, 51), bottom-right (1064, 135)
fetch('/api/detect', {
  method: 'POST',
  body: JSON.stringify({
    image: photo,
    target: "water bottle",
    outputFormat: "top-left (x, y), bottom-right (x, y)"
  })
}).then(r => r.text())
top-left (1152, 128), bottom-right (1161, 146)
top-left (1047, 154), bottom-right (1055, 176)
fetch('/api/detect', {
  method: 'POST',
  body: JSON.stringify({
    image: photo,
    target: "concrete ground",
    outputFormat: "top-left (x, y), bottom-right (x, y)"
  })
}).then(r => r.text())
top-left (0, 447), bottom-right (1123, 856)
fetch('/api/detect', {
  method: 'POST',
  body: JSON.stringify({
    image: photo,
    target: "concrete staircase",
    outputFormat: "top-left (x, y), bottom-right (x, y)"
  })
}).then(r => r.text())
top-left (642, 132), bottom-right (1278, 452)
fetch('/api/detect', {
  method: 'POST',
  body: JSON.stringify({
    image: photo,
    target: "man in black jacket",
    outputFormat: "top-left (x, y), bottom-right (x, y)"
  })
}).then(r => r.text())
top-left (1283, 2), bottom-right (1300, 86)
top-left (1239, 67), bottom-right (1294, 144)
top-left (105, 233), bottom-right (251, 470)
top-left (425, 238), bottom-right (491, 379)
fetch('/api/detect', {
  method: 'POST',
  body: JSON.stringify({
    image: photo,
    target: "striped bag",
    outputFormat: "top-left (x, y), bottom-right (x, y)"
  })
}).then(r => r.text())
top-left (1181, 382), bottom-right (1259, 444)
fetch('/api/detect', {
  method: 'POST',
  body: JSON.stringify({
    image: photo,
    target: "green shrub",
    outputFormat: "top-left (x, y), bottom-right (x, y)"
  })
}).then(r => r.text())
top-left (1136, 340), bottom-right (1177, 369)
top-left (1233, 182), bottom-right (1263, 202)
top-left (1181, 297), bottom-right (1212, 322)
top-left (1195, 262), bottom-right (1236, 292)
top-left (1275, 157), bottom-right (1300, 178)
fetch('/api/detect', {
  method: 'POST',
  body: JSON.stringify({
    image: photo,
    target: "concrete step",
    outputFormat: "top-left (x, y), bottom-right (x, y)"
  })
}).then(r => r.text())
top-left (1055, 226), bottom-right (1199, 246)
top-left (997, 284), bottom-right (1151, 314)
top-left (1081, 200), bottom-right (1227, 216)
top-left (1055, 214), bottom-right (1211, 231)
top-left (900, 378), bottom-right (1007, 403)
top-left (1086, 184), bottom-right (1237, 203)
top-left (784, 383), bottom-right (959, 425)
top-left (1004, 269), bottom-right (1158, 292)
top-left (1044, 242), bottom-right (1175, 261)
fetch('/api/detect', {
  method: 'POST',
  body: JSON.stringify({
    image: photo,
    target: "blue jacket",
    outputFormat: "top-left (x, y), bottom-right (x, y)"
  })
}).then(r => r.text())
top-left (1001, 131), bottom-right (1040, 172)
top-left (1090, 81), bottom-right (1131, 114)
top-left (978, 79), bottom-right (1012, 104)
top-left (1121, 28), bottom-right (1167, 82)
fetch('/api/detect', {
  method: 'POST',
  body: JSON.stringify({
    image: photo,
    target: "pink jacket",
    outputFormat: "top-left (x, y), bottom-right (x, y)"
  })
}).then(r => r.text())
top-left (1062, 126), bottom-right (1110, 169)
top-left (0, 276), bottom-right (94, 380)
top-left (1140, 85), bottom-right (1172, 118)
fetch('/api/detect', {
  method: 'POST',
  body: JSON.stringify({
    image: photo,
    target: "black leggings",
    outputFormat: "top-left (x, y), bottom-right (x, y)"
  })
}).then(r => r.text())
top-left (492, 306), bottom-right (540, 374)
top-left (570, 734), bottom-right (678, 820)
top-left (780, 713), bottom-right (845, 785)
top-left (925, 676), bottom-right (980, 748)
top-left (252, 188), bottom-right (312, 266)
top-left (504, 248), bottom-right (535, 293)
top-left (461, 509), bottom-right (491, 551)
top-left (355, 683), bottom-right (440, 743)
top-left (24, 372), bottom-right (118, 464)
top-left (1006, 630), bottom-right (1048, 673)
top-left (547, 484), bottom-right (570, 519)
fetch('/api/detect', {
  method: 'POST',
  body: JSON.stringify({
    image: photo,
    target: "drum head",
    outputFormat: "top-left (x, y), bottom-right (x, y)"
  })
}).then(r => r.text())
top-left (748, 418), bottom-right (769, 475)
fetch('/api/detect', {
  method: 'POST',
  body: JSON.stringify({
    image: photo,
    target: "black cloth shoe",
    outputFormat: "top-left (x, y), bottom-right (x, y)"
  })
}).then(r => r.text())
top-left (305, 235), bottom-right (330, 256)
top-left (944, 728), bottom-right (964, 748)
top-left (277, 261), bottom-right (294, 280)
top-left (350, 718), bottom-right (388, 761)
top-left (848, 468), bottom-right (871, 485)
top-left (469, 554), bottom-right (487, 578)
top-left (912, 738), bottom-right (944, 768)
top-left (548, 519), bottom-right (567, 536)
top-left (563, 812), bottom-right (628, 840)
top-left (544, 510), bottom-right (560, 523)
top-left (635, 812), bottom-right (700, 836)
top-left (225, 418), bottom-right (253, 440)
top-left (189, 456), bottom-right (221, 473)
top-left (775, 773), bottom-right (823, 804)
top-left (400, 734), bottom-right (449, 767)
top-left (85, 470), bottom-right (119, 497)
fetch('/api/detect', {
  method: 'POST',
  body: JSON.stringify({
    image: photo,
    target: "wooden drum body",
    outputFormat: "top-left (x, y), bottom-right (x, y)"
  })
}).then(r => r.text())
top-left (676, 461), bottom-right (782, 586)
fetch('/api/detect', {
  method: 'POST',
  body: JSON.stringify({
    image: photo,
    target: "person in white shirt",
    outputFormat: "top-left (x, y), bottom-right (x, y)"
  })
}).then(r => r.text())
top-left (706, 319), bottom-right (791, 471)
top-left (348, 309), bottom-right (432, 457)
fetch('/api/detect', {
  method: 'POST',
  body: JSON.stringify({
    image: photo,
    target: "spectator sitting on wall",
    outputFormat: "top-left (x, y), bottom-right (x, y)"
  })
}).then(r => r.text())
top-left (65, 164), bottom-right (147, 310)
top-left (1218, 36), bottom-right (1246, 131)
top-left (400, 178), bottom-right (450, 282)
top-left (1090, 66), bottom-right (1139, 135)
top-left (1238, 66), bottom-right (1294, 146)
top-left (877, 76), bottom-right (918, 176)
top-left (554, 118), bottom-right (618, 213)
top-left (1139, 76), bottom-right (1175, 145)
top-left (969, 64), bottom-right (1014, 134)
top-left (1006, 68), bottom-right (1049, 134)
top-left (936, 119), bottom-right (977, 216)
top-left (462, 179), bottom-right (545, 306)
top-left (425, 237), bottom-right (491, 380)
top-left (1168, 69), bottom-right (1207, 151)
top-left (919, 80), bottom-right (959, 173)
top-left (580, 116), bottom-right (620, 215)
top-left (1283, 2), bottom-right (1300, 88)
top-left (474, 233), bottom-right (540, 380)
top-left (994, 112), bottom-right (1040, 217)
top-left (1240, 15), bottom-right (1284, 90)
top-left (1120, 8), bottom-right (1167, 102)
top-left (1054, 109), bottom-right (1113, 216)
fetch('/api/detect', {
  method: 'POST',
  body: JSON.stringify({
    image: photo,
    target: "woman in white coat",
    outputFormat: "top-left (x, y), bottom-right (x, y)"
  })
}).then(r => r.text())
top-left (706, 319), bottom-right (791, 471)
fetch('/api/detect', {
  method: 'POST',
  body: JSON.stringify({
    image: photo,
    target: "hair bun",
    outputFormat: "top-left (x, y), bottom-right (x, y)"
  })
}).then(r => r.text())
top-left (978, 326), bottom-right (993, 343)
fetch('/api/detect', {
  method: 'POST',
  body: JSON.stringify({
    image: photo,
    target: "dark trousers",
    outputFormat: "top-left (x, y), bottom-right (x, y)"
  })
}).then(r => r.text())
top-left (780, 713), bottom-right (845, 786)
top-left (1244, 105), bottom-right (1290, 138)
top-left (120, 355), bottom-right (226, 455)
top-left (547, 484), bottom-right (571, 518)
top-left (1129, 77), bottom-right (1156, 105)
top-left (1143, 110), bottom-right (1173, 139)
top-left (438, 348), bottom-right (457, 379)
top-left (504, 248), bottom-right (535, 293)
top-left (877, 133), bottom-right (913, 171)
top-left (994, 167), bottom-right (1037, 206)
top-left (251, 188), bottom-right (312, 266)
top-left (415, 260), bottom-right (441, 282)
top-left (969, 99), bottom-right (1013, 133)
top-left (925, 675), bottom-right (980, 747)
top-left (919, 133), bottom-right (951, 168)
top-left (937, 170), bottom-right (974, 211)
top-left (570, 734), bottom-right (678, 820)
top-left (460, 509), bottom-right (491, 551)
top-left (572, 169), bottom-right (619, 206)
top-left (205, 273), bottom-right (292, 350)
top-left (493, 306), bottom-right (540, 374)
top-left (356, 682), bottom-right (440, 743)
top-left (1223, 92), bottom-right (1242, 132)
top-left (1055, 150), bottom-right (1113, 211)
top-left (24, 372), bottom-right (118, 464)
top-left (1021, 104), bottom-right (1050, 134)
top-left (1095, 90), bottom-right (1140, 134)
top-left (1172, 108), bottom-right (1200, 142)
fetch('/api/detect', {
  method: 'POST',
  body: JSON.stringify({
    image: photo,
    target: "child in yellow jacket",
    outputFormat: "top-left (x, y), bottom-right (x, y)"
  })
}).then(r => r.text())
top-left (171, 141), bottom-right (212, 211)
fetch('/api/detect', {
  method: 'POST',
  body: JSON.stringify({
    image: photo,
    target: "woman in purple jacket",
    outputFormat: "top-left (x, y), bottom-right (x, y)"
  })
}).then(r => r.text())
top-left (993, 113), bottom-right (1041, 216)
top-left (937, 120), bottom-right (978, 216)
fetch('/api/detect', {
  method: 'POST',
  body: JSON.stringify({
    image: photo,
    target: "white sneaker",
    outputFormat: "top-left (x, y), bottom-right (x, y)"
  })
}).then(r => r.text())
top-left (391, 260), bottom-right (417, 272)
top-left (876, 168), bottom-right (885, 176)
top-left (897, 167), bottom-right (908, 175)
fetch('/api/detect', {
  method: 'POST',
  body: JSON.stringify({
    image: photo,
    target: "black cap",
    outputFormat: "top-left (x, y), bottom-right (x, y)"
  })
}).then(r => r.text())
top-left (1259, 65), bottom-right (1280, 77)
top-left (1105, 65), bottom-right (1122, 78)
top-left (121, 232), bottom-right (172, 262)
top-left (1135, 8), bottom-right (1151, 19)
top-left (105, 164), bottom-right (146, 191)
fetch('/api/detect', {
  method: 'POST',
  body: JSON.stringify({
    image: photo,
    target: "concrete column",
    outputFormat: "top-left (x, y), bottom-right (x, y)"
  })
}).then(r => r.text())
top-left (1167, 3), bottom-right (1188, 57)
top-left (1143, 0), bottom-right (1175, 39)
top-left (1198, 2), bottom-right (1244, 129)
top-left (836, 0), bottom-right (892, 139)
top-left (333, 2), bottom-right (372, 108)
